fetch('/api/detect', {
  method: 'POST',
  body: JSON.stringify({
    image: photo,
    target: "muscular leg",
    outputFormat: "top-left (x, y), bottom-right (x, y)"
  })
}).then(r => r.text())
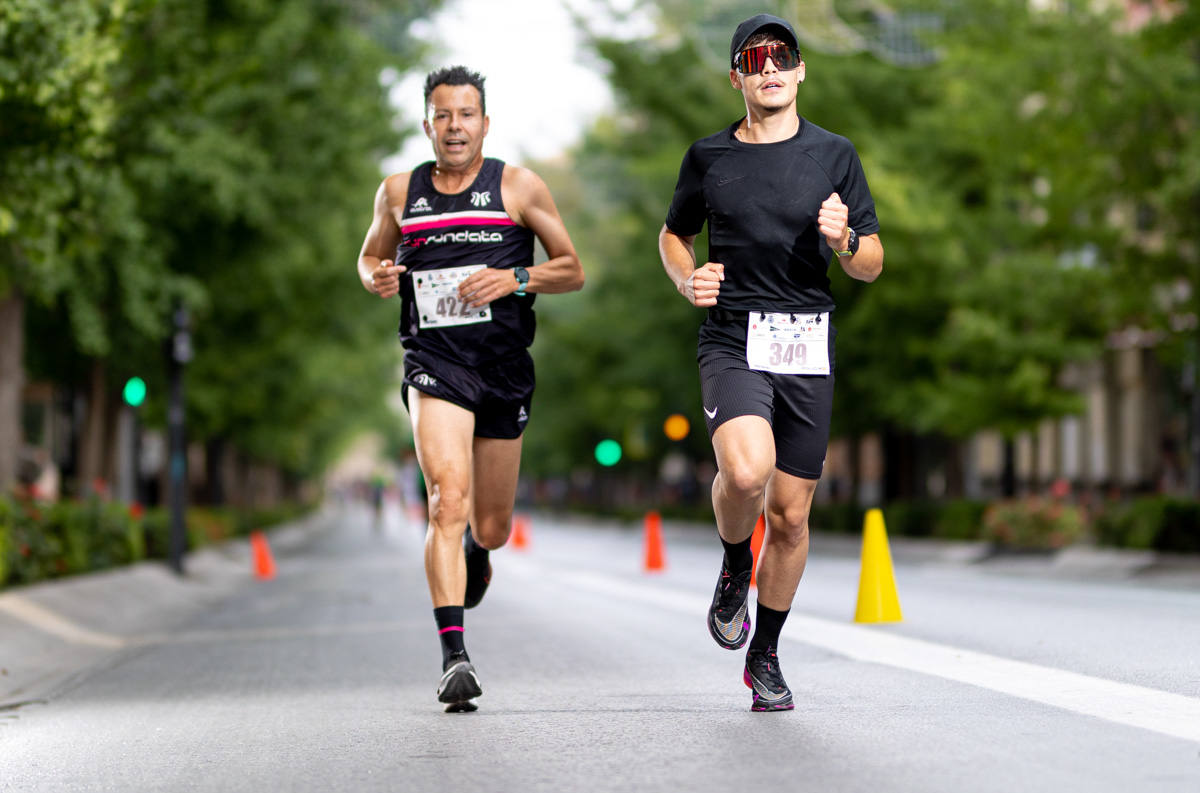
top-left (469, 435), bottom-right (523, 550)
top-left (756, 469), bottom-right (818, 611)
top-left (410, 392), bottom-right (475, 607)
top-left (711, 416), bottom-right (776, 544)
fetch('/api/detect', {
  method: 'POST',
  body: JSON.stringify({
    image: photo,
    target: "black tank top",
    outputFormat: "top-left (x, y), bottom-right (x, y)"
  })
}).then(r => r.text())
top-left (396, 158), bottom-right (536, 366)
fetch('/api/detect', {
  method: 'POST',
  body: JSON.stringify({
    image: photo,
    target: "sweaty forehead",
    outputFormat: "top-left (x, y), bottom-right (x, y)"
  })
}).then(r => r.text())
top-left (428, 84), bottom-right (483, 112)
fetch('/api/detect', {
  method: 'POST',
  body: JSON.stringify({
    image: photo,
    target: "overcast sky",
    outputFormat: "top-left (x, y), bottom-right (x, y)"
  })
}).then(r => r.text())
top-left (384, 0), bottom-right (652, 172)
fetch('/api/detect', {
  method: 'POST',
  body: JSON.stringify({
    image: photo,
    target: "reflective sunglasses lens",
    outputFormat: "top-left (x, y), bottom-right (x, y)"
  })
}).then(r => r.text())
top-left (770, 45), bottom-right (799, 70)
top-left (736, 44), bottom-right (799, 73)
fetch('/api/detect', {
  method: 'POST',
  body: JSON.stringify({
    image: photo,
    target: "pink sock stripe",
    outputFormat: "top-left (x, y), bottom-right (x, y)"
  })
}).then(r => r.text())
top-left (438, 626), bottom-right (464, 634)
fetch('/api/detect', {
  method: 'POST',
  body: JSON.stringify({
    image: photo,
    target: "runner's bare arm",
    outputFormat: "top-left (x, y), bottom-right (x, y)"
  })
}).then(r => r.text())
top-left (357, 174), bottom-right (410, 299)
top-left (460, 166), bottom-right (584, 307)
top-left (817, 192), bottom-right (883, 283)
top-left (837, 232), bottom-right (883, 282)
top-left (658, 225), bottom-right (723, 308)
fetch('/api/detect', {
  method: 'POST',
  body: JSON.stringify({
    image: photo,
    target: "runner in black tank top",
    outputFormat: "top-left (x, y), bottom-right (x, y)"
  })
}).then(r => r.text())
top-left (356, 66), bottom-right (584, 712)
top-left (397, 157), bottom-right (536, 368)
top-left (659, 16), bottom-right (884, 713)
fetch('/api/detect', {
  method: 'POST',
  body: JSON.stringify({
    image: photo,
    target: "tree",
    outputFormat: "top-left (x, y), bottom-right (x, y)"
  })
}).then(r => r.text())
top-left (0, 0), bottom-right (155, 491)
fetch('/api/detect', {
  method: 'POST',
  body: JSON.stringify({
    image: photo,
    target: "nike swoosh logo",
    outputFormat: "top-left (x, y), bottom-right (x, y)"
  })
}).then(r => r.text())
top-left (704, 406), bottom-right (718, 419)
top-left (717, 175), bottom-right (747, 186)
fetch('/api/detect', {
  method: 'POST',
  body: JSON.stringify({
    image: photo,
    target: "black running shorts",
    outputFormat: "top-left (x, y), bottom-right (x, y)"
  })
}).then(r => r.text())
top-left (697, 313), bottom-right (836, 479)
top-left (401, 348), bottom-right (534, 439)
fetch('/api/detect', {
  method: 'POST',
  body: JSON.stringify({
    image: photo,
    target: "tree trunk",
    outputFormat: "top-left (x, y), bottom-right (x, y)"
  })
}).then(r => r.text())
top-left (205, 437), bottom-right (226, 505)
top-left (944, 437), bottom-right (965, 499)
top-left (0, 291), bottom-right (24, 493)
top-left (78, 359), bottom-right (109, 496)
top-left (1001, 437), bottom-right (1017, 498)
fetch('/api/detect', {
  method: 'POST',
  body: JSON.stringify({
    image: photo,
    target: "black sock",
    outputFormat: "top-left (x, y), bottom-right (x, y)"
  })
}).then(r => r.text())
top-left (433, 606), bottom-right (466, 668)
top-left (464, 527), bottom-right (489, 564)
top-left (720, 535), bottom-right (754, 576)
top-left (749, 602), bottom-right (789, 652)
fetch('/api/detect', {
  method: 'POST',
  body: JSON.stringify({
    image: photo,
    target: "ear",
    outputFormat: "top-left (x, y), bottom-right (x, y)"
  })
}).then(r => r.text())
top-left (423, 118), bottom-right (432, 139)
top-left (729, 69), bottom-right (742, 90)
top-left (482, 114), bottom-right (490, 138)
top-left (797, 61), bottom-right (806, 84)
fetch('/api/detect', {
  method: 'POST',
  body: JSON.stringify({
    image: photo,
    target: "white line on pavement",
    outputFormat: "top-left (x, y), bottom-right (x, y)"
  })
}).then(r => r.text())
top-left (0, 595), bottom-right (128, 649)
top-left (554, 567), bottom-right (1200, 745)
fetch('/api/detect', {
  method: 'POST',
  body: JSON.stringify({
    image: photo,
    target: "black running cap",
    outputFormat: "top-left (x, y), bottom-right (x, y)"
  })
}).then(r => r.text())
top-left (729, 14), bottom-right (800, 67)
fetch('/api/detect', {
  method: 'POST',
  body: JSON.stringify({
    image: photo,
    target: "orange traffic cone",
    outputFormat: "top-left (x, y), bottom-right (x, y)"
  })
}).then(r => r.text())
top-left (250, 531), bottom-right (276, 580)
top-left (749, 514), bottom-right (765, 588)
top-left (510, 514), bottom-right (530, 550)
top-left (643, 510), bottom-right (666, 572)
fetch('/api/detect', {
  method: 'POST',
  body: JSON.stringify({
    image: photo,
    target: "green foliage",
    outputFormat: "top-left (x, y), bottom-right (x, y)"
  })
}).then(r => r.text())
top-left (982, 497), bottom-right (1086, 549)
top-left (933, 499), bottom-right (989, 541)
top-left (1, 493), bottom-right (311, 588)
top-left (0, 494), bottom-right (142, 585)
top-left (6, 0), bottom-right (444, 482)
top-left (1093, 497), bottom-right (1200, 553)
top-left (530, 0), bottom-right (1197, 488)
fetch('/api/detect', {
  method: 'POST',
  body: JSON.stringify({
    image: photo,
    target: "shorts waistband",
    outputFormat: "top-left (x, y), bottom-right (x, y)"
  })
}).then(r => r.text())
top-left (708, 307), bottom-right (835, 323)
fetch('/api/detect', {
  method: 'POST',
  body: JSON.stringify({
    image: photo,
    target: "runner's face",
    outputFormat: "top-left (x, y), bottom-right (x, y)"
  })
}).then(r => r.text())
top-left (424, 84), bottom-right (489, 170)
top-left (730, 39), bottom-right (804, 112)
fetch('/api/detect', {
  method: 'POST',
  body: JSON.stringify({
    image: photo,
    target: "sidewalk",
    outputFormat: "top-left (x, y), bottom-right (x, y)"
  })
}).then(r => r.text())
top-left (0, 509), bottom-right (330, 710)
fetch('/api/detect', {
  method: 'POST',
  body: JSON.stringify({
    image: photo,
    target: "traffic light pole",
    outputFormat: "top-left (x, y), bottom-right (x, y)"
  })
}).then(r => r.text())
top-left (167, 305), bottom-right (192, 575)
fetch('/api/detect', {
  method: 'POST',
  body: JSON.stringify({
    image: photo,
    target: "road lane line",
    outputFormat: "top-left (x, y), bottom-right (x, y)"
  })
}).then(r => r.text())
top-left (556, 568), bottom-right (1200, 744)
top-left (0, 595), bottom-right (128, 649)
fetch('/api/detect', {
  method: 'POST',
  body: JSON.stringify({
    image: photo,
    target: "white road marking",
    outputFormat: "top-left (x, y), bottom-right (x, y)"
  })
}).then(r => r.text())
top-left (556, 567), bottom-right (1200, 745)
top-left (0, 595), bottom-right (128, 649)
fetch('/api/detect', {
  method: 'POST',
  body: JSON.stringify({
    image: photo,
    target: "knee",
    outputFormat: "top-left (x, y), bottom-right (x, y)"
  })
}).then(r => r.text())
top-left (428, 482), bottom-right (470, 530)
top-left (472, 513), bottom-right (512, 550)
top-left (765, 503), bottom-right (810, 545)
top-left (718, 461), bottom-right (772, 503)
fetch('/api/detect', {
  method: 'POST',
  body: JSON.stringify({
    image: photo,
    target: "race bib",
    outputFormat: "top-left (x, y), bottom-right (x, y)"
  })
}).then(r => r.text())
top-left (746, 311), bottom-right (831, 375)
top-left (413, 264), bottom-right (492, 329)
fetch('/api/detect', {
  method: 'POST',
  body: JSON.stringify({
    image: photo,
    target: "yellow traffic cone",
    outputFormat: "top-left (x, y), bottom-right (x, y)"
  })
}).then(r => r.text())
top-left (854, 508), bottom-right (903, 623)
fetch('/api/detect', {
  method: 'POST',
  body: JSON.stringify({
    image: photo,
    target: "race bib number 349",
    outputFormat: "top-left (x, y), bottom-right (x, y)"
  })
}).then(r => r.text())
top-left (746, 311), bottom-right (831, 375)
top-left (413, 264), bottom-right (492, 329)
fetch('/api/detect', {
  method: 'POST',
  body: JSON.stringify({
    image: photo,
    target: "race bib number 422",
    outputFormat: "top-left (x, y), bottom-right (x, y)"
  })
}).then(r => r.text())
top-left (746, 311), bottom-right (831, 375)
top-left (413, 264), bottom-right (492, 329)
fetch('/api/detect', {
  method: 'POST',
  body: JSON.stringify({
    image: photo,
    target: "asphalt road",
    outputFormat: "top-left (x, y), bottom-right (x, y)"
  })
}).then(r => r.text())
top-left (1, 504), bottom-right (1198, 792)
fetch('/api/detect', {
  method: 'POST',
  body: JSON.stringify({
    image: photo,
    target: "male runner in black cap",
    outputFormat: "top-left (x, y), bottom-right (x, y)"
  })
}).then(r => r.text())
top-left (659, 14), bottom-right (883, 711)
top-left (357, 66), bottom-right (584, 712)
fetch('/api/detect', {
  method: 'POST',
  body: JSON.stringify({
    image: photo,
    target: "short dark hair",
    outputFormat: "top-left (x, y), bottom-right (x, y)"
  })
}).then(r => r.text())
top-left (743, 29), bottom-right (796, 53)
top-left (423, 66), bottom-right (486, 115)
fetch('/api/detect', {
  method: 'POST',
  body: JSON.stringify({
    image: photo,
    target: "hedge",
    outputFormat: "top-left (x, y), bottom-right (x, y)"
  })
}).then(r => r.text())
top-left (0, 494), bottom-right (312, 589)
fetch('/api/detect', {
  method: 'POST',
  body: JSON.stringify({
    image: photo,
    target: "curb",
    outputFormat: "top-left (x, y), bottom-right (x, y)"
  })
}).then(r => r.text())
top-left (0, 508), bottom-right (331, 710)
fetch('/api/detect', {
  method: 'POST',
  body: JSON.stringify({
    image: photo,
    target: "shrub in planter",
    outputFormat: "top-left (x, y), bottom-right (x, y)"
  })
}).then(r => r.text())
top-left (934, 500), bottom-right (988, 541)
top-left (882, 501), bottom-right (940, 537)
top-left (1094, 497), bottom-right (1200, 553)
top-left (981, 497), bottom-right (1086, 550)
top-left (809, 503), bottom-right (863, 534)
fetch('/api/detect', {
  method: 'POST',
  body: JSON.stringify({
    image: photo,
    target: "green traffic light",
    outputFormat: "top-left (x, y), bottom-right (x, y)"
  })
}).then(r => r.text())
top-left (123, 377), bottom-right (147, 407)
top-left (594, 439), bottom-right (622, 467)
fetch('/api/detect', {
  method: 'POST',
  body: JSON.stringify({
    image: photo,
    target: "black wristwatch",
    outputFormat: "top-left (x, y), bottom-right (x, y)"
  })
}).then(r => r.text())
top-left (513, 266), bottom-right (530, 296)
top-left (834, 228), bottom-right (859, 258)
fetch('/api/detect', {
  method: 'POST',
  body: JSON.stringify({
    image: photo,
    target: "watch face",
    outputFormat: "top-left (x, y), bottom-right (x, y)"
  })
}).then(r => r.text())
top-left (514, 266), bottom-right (529, 283)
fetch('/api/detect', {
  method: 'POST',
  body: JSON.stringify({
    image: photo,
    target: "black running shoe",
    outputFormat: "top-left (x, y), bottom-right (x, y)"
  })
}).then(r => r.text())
top-left (437, 651), bottom-right (482, 712)
top-left (743, 647), bottom-right (794, 712)
top-left (707, 564), bottom-right (752, 650)
top-left (463, 533), bottom-right (492, 610)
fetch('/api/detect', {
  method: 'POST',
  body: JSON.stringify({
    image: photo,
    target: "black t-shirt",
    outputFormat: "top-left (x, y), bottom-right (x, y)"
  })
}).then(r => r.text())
top-left (665, 116), bottom-right (879, 313)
